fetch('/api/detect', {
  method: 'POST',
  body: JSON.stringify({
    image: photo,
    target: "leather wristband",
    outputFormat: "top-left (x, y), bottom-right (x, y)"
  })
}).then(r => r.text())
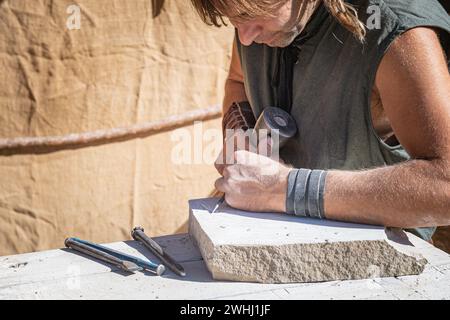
top-left (286, 168), bottom-right (328, 219)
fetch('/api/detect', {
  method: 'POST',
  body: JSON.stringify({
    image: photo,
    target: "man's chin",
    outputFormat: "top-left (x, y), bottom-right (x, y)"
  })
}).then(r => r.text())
top-left (264, 34), bottom-right (298, 48)
top-left (265, 39), bottom-right (293, 48)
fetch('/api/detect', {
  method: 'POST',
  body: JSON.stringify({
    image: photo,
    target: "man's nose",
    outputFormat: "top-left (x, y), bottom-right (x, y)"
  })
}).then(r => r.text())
top-left (237, 24), bottom-right (262, 46)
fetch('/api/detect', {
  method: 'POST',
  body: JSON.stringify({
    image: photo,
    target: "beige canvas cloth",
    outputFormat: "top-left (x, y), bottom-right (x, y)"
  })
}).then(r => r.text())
top-left (0, 0), bottom-right (233, 255)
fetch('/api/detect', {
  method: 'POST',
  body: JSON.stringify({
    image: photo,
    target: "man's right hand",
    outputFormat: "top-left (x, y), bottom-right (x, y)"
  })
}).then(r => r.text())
top-left (215, 130), bottom-right (277, 176)
top-left (215, 130), bottom-right (251, 176)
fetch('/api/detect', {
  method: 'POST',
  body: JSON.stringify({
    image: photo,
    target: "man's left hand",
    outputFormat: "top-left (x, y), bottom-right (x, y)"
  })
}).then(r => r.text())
top-left (215, 150), bottom-right (292, 213)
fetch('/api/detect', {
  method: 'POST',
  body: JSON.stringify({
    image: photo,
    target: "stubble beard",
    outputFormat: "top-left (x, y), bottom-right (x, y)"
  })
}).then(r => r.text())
top-left (267, 29), bottom-right (302, 47)
top-left (267, 0), bottom-right (319, 48)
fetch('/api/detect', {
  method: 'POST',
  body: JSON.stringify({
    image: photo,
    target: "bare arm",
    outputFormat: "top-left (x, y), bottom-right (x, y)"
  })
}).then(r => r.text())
top-left (215, 37), bottom-right (252, 174)
top-left (216, 28), bottom-right (450, 228)
top-left (324, 27), bottom-right (450, 228)
top-left (223, 38), bottom-right (248, 114)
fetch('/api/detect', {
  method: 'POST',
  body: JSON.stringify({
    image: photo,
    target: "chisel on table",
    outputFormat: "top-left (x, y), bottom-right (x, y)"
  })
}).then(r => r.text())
top-left (132, 227), bottom-right (186, 277)
top-left (65, 237), bottom-right (165, 275)
top-left (65, 237), bottom-right (142, 273)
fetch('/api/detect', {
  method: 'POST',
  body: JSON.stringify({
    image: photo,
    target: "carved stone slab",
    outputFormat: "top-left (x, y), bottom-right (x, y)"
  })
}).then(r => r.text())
top-left (189, 198), bottom-right (427, 284)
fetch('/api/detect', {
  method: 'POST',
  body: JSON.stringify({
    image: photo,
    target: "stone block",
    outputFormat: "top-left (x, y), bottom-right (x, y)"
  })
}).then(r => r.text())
top-left (189, 198), bottom-right (427, 284)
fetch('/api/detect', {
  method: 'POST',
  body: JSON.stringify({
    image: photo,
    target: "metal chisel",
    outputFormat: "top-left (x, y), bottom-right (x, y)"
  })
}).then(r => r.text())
top-left (211, 195), bottom-right (225, 213)
top-left (132, 227), bottom-right (186, 277)
top-left (65, 237), bottom-right (166, 275)
top-left (65, 237), bottom-right (142, 273)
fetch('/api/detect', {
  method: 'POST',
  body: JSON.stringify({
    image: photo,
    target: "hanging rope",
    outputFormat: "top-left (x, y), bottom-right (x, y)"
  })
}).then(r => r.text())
top-left (0, 105), bottom-right (221, 152)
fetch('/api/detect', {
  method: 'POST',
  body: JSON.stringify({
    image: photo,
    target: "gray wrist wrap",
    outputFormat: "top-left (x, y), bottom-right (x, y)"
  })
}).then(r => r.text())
top-left (286, 169), bottom-right (328, 219)
top-left (285, 169), bottom-right (298, 215)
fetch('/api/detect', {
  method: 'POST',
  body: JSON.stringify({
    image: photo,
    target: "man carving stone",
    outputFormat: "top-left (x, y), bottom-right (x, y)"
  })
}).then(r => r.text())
top-left (190, 0), bottom-right (450, 241)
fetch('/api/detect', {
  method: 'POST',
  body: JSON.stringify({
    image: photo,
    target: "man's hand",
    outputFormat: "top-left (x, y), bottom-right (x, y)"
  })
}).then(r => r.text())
top-left (215, 130), bottom-right (250, 176)
top-left (215, 150), bottom-right (292, 213)
top-left (215, 130), bottom-right (277, 175)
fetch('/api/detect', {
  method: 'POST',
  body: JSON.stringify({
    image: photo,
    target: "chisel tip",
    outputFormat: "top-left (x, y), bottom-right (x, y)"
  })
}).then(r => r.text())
top-left (156, 264), bottom-right (166, 276)
top-left (122, 261), bottom-right (143, 272)
top-left (211, 195), bottom-right (225, 213)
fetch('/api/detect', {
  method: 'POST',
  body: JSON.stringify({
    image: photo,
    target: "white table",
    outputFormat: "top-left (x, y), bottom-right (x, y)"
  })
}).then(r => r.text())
top-left (0, 233), bottom-right (449, 300)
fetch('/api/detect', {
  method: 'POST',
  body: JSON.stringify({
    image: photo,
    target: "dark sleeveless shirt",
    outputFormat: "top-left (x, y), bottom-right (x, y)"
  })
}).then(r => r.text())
top-left (236, 0), bottom-right (450, 241)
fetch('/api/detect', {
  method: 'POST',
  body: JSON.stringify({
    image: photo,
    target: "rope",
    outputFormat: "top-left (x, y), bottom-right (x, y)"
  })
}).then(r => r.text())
top-left (0, 105), bottom-right (222, 151)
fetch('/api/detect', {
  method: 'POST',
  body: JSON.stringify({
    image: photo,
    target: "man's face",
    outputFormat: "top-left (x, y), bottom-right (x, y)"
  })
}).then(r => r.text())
top-left (228, 0), bottom-right (317, 48)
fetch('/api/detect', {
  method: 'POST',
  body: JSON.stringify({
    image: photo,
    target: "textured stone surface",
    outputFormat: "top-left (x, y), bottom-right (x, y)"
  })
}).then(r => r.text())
top-left (1, 233), bottom-right (449, 299)
top-left (189, 198), bottom-right (428, 284)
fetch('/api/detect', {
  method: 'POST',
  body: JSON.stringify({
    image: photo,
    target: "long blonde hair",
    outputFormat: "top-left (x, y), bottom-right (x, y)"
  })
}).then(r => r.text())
top-left (323, 0), bottom-right (366, 42)
top-left (190, 0), bottom-right (366, 42)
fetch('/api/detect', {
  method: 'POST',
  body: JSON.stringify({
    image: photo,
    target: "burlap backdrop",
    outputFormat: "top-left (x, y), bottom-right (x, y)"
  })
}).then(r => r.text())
top-left (0, 0), bottom-right (234, 255)
top-left (2, 1), bottom-right (448, 256)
